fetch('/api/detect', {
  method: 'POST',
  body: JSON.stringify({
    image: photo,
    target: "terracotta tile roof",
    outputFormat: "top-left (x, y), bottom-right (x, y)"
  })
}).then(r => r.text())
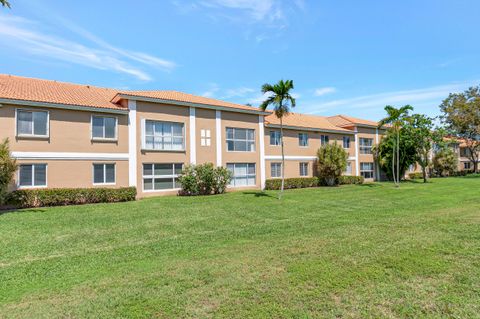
top-left (327, 114), bottom-right (379, 128)
top-left (115, 90), bottom-right (264, 113)
top-left (0, 74), bottom-right (265, 114)
top-left (265, 112), bottom-right (353, 133)
top-left (0, 74), bottom-right (123, 110)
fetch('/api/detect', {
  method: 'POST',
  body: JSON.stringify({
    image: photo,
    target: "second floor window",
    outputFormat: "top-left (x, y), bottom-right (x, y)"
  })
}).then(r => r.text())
top-left (359, 138), bottom-right (373, 154)
top-left (343, 136), bottom-right (350, 149)
top-left (17, 109), bottom-right (49, 137)
top-left (320, 135), bottom-right (329, 145)
top-left (298, 133), bottom-right (308, 147)
top-left (92, 116), bottom-right (117, 139)
top-left (144, 120), bottom-right (184, 151)
top-left (270, 131), bottom-right (281, 146)
top-left (226, 128), bottom-right (255, 152)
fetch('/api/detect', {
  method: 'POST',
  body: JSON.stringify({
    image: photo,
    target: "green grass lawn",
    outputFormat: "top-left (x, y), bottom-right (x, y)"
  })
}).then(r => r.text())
top-left (1, 177), bottom-right (480, 318)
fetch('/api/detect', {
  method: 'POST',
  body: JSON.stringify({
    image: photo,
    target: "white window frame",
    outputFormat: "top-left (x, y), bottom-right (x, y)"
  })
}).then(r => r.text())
top-left (320, 135), bottom-right (329, 145)
top-left (345, 162), bottom-right (352, 176)
top-left (17, 164), bottom-right (48, 189)
top-left (142, 120), bottom-right (185, 152)
top-left (359, 138), bottom-right (374, 154)
top-left (15, 108), bottom-right (50, 138)
top-left (464, 162), bottom-right (472, 170)
top-left (200, 129), bottom-right (211, 147)
top-left (92, 163), bottom-right (116, 185)
top-left (270, 130), bottom-right (281, 146)
top-left (91, 115), bottom-right (118, 141)
top-left (299, 162), bottom-right (309, 176)
top-left (142, 163), bottom-right (183, 192)
top-left (271, 162), bottom-right (282, 178)
top-left (343, 136), bottom-right (350, 149)
top-left (360, 162), bottom-right (374, 179)
top-left (298, 133), bottom-right (309, 147)
top-left (226, 127), bottom-right (256, 152)
top-left (227, 163), bottom-right (256, 187)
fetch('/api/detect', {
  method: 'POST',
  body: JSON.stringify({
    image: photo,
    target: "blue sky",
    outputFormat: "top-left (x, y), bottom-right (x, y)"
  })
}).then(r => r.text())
top-left (1, 0), bottom-right (479, 120)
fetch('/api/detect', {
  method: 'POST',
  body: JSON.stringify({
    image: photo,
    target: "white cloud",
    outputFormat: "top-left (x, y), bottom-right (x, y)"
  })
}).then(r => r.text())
top-left (223, 87), bottom-right (255, 98)
top-left (200, 0), bottom-right (277, 21)
top-left (314, 87), bottom-right (336, 96)
top-left (201, 83), bottom-right (220, 98)
top-left (0, 14), bottom-right (176, 81)
top-left (306, 82), bottom-right (477, 115)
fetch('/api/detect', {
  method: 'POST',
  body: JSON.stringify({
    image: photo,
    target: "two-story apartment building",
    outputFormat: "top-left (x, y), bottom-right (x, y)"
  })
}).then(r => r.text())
top-left (1, 74), bottom-right (392, 197)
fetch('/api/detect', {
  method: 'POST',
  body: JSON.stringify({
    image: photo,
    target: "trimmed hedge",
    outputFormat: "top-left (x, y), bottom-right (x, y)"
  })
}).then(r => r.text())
top-left (337, 175), bottom-right (364, 185)
top-left (408, 172), bottom-right (424, 179)
top-left (265, 177), bottom-right (319, 190)
top-left (6, 187), bottom-right (136, 208)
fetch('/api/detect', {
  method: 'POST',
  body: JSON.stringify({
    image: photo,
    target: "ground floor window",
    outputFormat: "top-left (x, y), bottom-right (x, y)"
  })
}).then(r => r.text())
top-left (143, 163), bottom-right (183, 191)
top-left (271, 162), bottom-right (282, 178)
top-left (93, 163), bottom-right (116, 185)
top-left (345, 162), bottom-right (352, 175)
top-left (299, 162), bottom-right (309, 176)
top-left (227, 163), bottom-right (256, 187)
top-left (19, 164), bottom-right (47, 187)
top-left (464, 162), bottom-right (471, 170)
top-left (360, 162), bottom-right (374, 179)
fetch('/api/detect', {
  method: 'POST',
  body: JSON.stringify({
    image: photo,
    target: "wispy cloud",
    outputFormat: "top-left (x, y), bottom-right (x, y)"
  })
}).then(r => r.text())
top-left (0, 14), bottom-right (176, 81)
top-left (305, 82), bottom-right (477, 115)
top-left (314, 87), bottom-right (336, 96)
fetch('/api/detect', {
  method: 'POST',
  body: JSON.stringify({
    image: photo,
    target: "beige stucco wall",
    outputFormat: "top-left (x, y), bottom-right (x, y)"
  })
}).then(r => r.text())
top-left (195, 108), bottom-right (217, 165)
top-left (0, 104), bottom-right (129, 153)
top-left (11, 159), bottom-right (129, 190)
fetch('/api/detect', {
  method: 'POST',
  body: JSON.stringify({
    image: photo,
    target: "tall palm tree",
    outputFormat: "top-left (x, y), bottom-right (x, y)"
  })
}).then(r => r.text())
top-left (260, 80), bottom-right (296, 199)
top-left (378, 105), bottom-right (413, 187)
top-left (0, 0), bottom-right (11, 8)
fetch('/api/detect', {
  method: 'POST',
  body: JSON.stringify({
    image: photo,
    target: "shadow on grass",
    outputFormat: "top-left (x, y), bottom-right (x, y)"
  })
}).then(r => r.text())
top-left (356, 183), bottom-right (383, 188)
top-left (242, 191), bottom-right (277, 198)
top-left (0, 207), bottom-right (47, 216)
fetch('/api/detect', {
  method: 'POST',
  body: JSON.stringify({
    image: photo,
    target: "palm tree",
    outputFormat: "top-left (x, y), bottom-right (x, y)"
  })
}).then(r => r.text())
top-left (0, 0), bottom-right (11, 8)
top-left (378, 105), bottom-right (413, 187)
top-left (260, 80), bottom-right (296, 199)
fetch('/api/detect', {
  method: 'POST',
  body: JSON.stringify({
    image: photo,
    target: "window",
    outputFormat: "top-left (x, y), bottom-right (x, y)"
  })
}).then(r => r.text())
top-left (300, 162), bottom-right (309, 176)
top-left (271, 162), bottom-right (282, 178)
top-left (92, 116), bottom-right (117, 139)
top-left (320, 135), bottom-right (329, 145)
top-left (143, 163), bottom-right (183, 191)
top-left (299, 133), bottom-right (308, 147)
top-left (226, 128), bottom-right (255, 152)
top-left (16, 110), bottom-right (48, 137)
top-left (464, 162), bottom-right (472, 170)
top-left (343, 136), bottom-right (350, 149)
top-left (359, 138), bottom-right (374, 154)
top-left (270, 131), bottom-right (281, 146)
top-left (18, 164), bottom-right (47, 187)
top-left (144, 120), bottom-right (184, 151)
top-left (227, 163), bottom-right (256, 186)
top-left (201, 129), bottom-right (211, 146)
top-left (360, 162), bottom-right (374, 179)
top-left (344, 162), bottom-right (352, 175)
top-left (93, 164), bottom-right (116, 184)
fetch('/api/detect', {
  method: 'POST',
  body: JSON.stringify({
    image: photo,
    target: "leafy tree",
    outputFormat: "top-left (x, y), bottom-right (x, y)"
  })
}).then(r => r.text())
top-left (0, 138), bottom-right (17, 205)
top-left (260, 79), bottom-right (296, 199)
top-left (433, 148), bottom-right (458, 177)
top-left (317, 142), bottom-right (348, 186)
top-left (440, 86), bottom-right (480, 172)
top-left (1, 0), bottom-right (10, 8)
top-left (404, 114), bottom-right (443, 183)
top-left (378, 105), bottom-right (413, 186)
top-left (374, 128), bottom-right (417, 182)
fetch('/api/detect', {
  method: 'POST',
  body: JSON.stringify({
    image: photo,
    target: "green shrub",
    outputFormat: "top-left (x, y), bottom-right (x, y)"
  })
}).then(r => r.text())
top-left (433, 148), bottom-right (458, 177)
top-left (0, 138), bottom-right (17, 205)
top-left (337, 175), bottom-right (364, 185)
top-left (178, 163), bottom-right (232, 196)
top-left (265, 177), bottom-right (319, 190)
top-left (317, 142), bottom-right (348, 186)
top-left (6, 187), bottom-right (136, 208)
top-left (408, 172), bottom-right (424, 179)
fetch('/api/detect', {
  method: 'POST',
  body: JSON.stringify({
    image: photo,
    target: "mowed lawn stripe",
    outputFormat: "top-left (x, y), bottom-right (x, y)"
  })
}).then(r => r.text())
top-left (0, 177), bottom-right (479, 318)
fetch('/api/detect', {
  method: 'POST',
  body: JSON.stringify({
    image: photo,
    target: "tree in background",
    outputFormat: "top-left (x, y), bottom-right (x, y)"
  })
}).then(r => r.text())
top-left (1, 0), bottom-right (10, 8)
top-left (433, 148), bottom-right (458, 177)
top-left (375, 128), bottom-right (417, 182)
top-left (0, 139), bottom-right (17, 205)
top-left (404, 114), bottom-right (443, 183)
top-left (378, 105), bottom-right (413, 186)
top-left (317, 142), bottom-right (348, 186)
top-left (440, 86), bottom-right (480, 173)
top-left (260, 80), bottom-right (296, 199)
